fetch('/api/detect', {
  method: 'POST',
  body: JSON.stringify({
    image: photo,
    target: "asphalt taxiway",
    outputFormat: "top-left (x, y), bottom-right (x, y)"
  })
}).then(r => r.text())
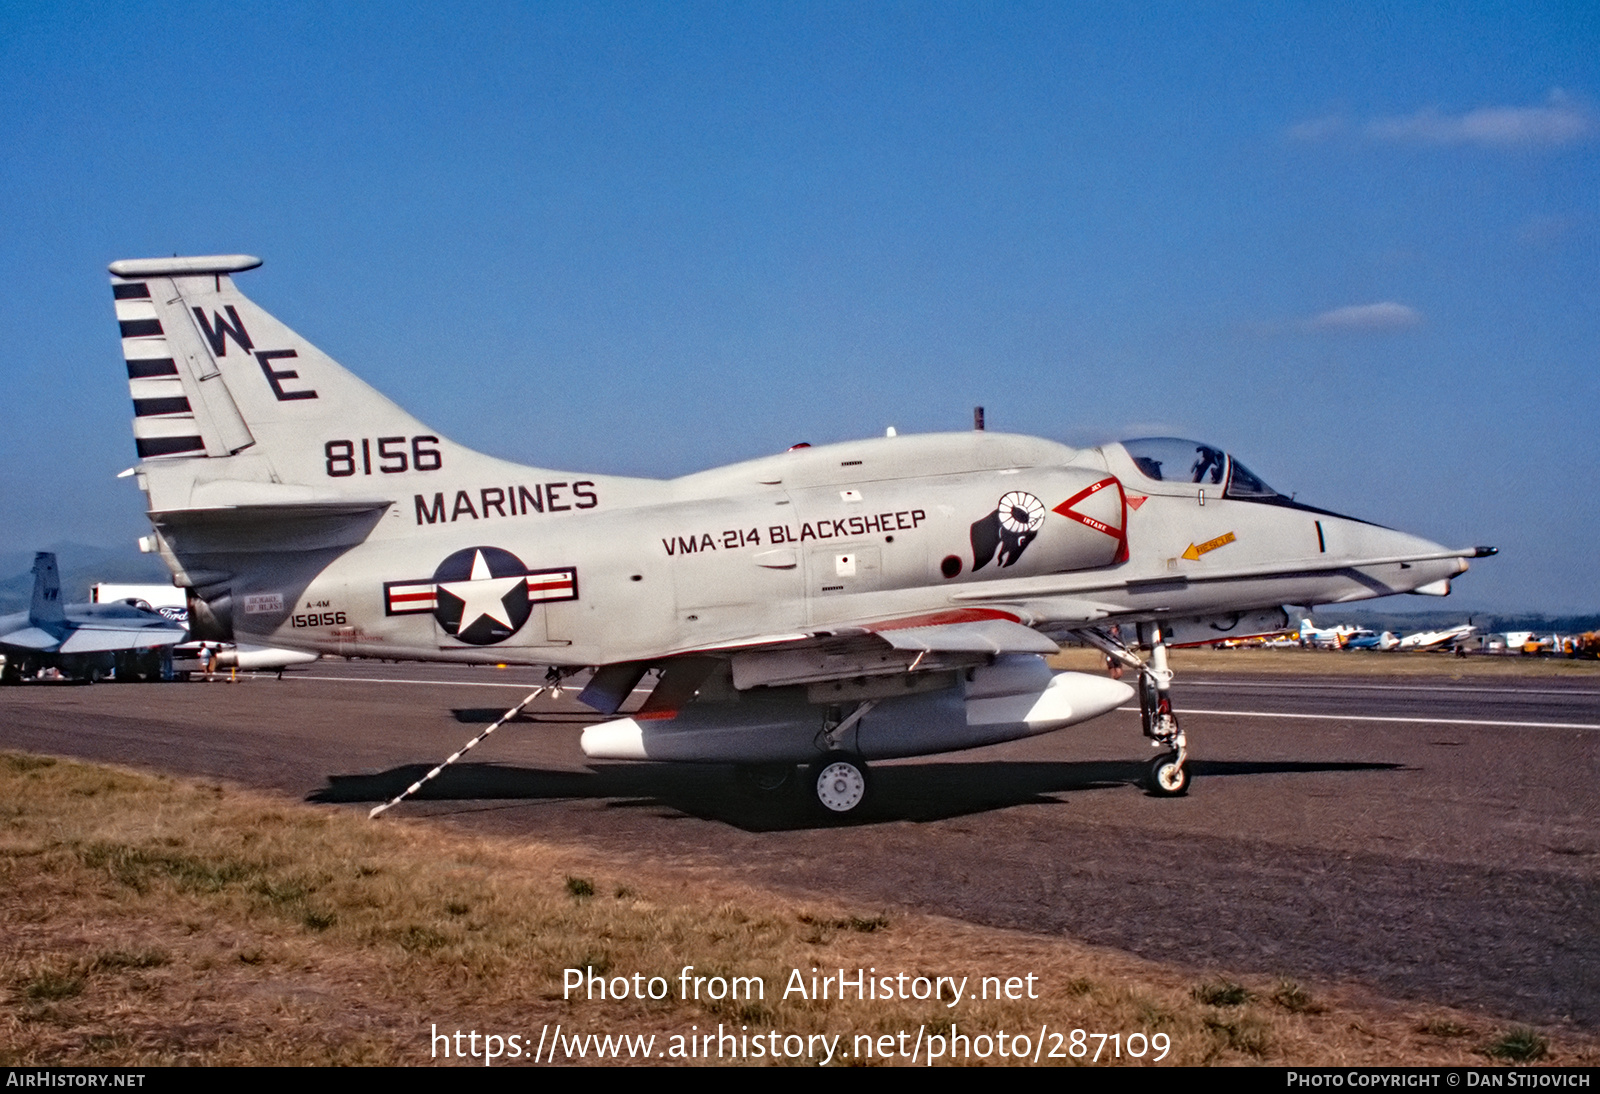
top-left (1, 662), bottom-right (1595, 1028)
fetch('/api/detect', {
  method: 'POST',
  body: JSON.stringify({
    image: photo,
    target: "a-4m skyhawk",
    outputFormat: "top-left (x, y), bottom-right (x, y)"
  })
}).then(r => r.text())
top-left (106, 254), bottom-right (1495, 814)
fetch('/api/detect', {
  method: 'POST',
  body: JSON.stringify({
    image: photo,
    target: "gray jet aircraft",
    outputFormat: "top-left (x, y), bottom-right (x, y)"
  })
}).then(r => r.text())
top-left (0, 552), bottom-right (187, 683)
top-left (104, 254), bottom-right (1495, 812)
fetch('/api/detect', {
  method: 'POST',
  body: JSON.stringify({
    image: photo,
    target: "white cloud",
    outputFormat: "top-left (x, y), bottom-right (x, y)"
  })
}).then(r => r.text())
top-left (1290, 91), bottom-right (1595, 149)
top-left (1306, 302), bottom-right (1423, 331)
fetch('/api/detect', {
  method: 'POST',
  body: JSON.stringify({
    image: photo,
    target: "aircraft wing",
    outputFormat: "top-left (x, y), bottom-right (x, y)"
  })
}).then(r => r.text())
top-left (865, 615), bottom-right (1059, 654)
top-left (0, 619), bottom-right (188, 656)
top-left (57, 622), bottom-right (189, 654)
top-left (578, 608), bottom-right (1059, 715)
top-left (668, 608), bottom-right (1061, 658)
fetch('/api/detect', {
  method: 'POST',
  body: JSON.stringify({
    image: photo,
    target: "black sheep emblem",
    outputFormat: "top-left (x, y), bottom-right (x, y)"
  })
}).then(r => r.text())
top-left (970, 491), bottom-right (1046, 571)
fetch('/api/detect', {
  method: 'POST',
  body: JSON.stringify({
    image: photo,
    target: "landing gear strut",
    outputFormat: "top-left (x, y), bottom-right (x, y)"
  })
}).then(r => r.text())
top-left (1139, 623), bottom-right (1188, 796)
top-left (806, 701), bottom-right (878, 817)
top-left (1083, 623), bottom-right (1189, 797)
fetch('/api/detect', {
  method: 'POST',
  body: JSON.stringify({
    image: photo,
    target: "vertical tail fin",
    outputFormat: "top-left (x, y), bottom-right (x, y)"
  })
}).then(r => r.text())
top-left (29, 553), bottom-right (64, 626)
top-left (107, 255), bottom-right (452, 500)
top-left (106, 255), bottom-right (645, 556)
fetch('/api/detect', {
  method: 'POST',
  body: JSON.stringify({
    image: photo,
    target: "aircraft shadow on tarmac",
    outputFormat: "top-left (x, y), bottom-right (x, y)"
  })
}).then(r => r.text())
top-left (450, 708), bottom-right (598, 724)
top-left (308, 756), bottom-right (1402, 832)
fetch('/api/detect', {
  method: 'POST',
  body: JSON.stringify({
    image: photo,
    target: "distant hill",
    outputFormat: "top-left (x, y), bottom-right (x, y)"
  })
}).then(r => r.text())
top-left (0, 543), bottom-right (173, 613)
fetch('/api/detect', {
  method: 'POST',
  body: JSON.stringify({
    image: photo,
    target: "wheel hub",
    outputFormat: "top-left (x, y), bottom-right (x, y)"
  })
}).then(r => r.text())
top-left (815, 761), bottom-right (866, 812)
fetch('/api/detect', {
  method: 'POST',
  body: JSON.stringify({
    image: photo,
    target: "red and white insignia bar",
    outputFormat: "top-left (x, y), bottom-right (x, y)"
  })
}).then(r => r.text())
top-left (384, 566), bottom-right (578, 617)
top-left (384, 580), bottom-right (438, 616)
top-left (525, 567), bottom-right (578, 602)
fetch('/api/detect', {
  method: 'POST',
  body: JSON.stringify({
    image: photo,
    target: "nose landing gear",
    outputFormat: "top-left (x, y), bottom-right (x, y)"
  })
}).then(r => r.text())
top-left (1139, 624), bottom-right (1188, 797)
top-left (1083, 622), bottom-right (1189, 797)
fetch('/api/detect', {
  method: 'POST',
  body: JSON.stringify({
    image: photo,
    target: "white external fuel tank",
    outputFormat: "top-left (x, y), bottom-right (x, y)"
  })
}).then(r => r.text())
top-left (581, 654), bottom-right (1133, 764)
top-left (211, 644), bottom-right (320, 670)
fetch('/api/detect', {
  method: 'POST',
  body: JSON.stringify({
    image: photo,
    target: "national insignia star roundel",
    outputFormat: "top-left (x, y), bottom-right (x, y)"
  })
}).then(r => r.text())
top-left (431, 546), bottom-right (532, 645)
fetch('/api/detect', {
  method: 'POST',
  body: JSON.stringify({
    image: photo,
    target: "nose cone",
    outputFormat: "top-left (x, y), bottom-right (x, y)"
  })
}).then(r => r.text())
top-left (1322, 517), bottom-right (1470, 600)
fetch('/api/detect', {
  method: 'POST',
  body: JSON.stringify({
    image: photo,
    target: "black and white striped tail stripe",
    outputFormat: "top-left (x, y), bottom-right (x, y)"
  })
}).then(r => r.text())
top-left (112, 279), bottom-right (204, 459)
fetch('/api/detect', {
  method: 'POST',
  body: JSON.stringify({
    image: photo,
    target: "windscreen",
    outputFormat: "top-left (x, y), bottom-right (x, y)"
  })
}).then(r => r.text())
top-left (1121, 438), bottom-right (1278, 499)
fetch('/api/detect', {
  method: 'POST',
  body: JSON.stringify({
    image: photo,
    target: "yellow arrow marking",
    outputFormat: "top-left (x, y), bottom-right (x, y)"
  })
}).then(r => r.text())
top-left (1181, 531), bottom-right (1236, 561)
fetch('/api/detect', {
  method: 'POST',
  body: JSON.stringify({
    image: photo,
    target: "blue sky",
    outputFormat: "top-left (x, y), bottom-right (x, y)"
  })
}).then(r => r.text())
top-left (1, 2), bottom-right (1595, 611)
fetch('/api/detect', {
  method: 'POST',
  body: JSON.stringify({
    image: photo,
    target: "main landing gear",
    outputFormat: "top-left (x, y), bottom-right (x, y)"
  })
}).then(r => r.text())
top-left (799, 699), bottom-right (879, 817)
top-left (732, 700), bottom-right (883, 818)
top-left (1085, 623), bottom-right (1189, 797)
top-left (734, 752), bottom-right (873, 818)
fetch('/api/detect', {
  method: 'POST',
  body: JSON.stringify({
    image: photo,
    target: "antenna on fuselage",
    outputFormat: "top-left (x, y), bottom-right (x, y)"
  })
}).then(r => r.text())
top-left (974, 406), bottom-right (985, 431)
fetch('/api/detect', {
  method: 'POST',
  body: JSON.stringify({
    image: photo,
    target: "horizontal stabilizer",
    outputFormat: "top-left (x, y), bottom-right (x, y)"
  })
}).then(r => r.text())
top-left (877, 618), bottom-right (1058, 655)
top-left (147, 498), bottom-right (390, 557)
top-left (152, 499), bottom-right (392, 524)
top-left (1, 626), bottom-right (62, 652)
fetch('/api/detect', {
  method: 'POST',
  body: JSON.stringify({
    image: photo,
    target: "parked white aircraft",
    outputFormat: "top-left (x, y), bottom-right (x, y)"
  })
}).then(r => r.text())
top-left (1396, 624), bottom-right (1475, 652)
top-left (1298, 618), bottom-right (1362, 649)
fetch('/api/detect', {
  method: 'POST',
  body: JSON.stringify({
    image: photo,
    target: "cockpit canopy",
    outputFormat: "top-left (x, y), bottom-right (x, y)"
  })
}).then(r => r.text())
top-left (1120, 437), bottom-right (1278, 500)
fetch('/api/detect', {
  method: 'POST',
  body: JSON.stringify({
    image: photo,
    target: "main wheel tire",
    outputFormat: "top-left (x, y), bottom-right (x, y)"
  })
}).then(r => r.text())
top-left (810, 753), bottom-right (870, 816)
top-left (1147, 752), bottom-right (1189, 797)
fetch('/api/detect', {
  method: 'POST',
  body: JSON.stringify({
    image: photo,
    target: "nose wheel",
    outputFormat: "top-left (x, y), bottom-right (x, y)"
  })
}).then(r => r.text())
top-left (1147, 751), bottom-right (1189, 796)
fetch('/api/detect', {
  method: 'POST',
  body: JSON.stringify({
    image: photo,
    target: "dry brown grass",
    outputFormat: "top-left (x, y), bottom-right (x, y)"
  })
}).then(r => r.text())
top-left (2, 751), bottom-right (1595, 1066)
